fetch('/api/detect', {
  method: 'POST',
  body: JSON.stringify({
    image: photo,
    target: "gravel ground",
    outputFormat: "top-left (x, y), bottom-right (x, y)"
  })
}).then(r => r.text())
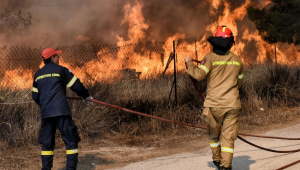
top-left (108, 124), bottom-right (300, 170)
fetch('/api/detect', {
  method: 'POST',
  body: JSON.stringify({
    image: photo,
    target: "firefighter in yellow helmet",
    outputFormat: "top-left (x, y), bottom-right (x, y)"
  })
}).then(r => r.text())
top-left (185, 26), bottom-right (244, 170)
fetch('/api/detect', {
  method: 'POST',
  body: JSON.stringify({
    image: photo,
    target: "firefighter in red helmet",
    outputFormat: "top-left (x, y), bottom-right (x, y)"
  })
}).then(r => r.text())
top-left (185, 26), bottom-right (244, 170)
top-left (32, 48), bottom-right (93, 170)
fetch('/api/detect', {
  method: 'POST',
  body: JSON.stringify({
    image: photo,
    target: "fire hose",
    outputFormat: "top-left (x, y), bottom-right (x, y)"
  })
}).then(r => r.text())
top-left (68, 97), bottom-right (300, 152)
top-left (66, 60), bottom-right (300, 169)
top-left (191, 59), bottom-right (300, 169)
top-left (69, 94), bottom-right (300, 169)
top-left (190, 59), bottom-right (300, 140)
top-left (68, 97), bottom-right (299, 169)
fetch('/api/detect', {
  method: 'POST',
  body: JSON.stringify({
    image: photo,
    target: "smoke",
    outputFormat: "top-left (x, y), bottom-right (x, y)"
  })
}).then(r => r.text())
top-left (0, 0), bottom-right (266, 47)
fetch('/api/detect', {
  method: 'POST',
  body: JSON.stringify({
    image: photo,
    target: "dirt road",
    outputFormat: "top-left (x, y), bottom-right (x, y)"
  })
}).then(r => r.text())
top-left (107, 124), bottom-right (300, 170)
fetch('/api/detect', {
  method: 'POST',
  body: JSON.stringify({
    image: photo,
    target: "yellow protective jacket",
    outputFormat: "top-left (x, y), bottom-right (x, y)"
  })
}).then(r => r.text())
top-left (186, 51), bottom-right (244, 108)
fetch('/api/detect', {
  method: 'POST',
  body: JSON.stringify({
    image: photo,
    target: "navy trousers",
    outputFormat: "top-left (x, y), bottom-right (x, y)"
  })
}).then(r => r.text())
top-left (38, 116), bottom-right (81, 170)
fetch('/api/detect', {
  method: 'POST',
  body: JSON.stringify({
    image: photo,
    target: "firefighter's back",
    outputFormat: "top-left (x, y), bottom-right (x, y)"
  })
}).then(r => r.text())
top-left (204, 51), bottom-right (243, 108)
top-left (34, 62), bottom-right (71, 119)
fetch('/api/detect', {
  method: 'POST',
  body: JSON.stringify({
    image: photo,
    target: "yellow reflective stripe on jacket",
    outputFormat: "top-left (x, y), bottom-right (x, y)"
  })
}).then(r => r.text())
top-left (66, 149), bottom-right (78, 154)
top-left (198, 65), bottom-right (209, 74)
top-left (209, 141), bottom-right (220, 148)
top-left (41, 151), bottom-right (54, 155)
top-left (66, 76), bottom-right (77, 88)
top-left (212, 61), bottom-right (240, 66)
top-left (221, 147), bottom-right (234, 153)
top-left (32, 87), bottom-right (38, 93)
top-left (238, 74), bottom-right (244, 79)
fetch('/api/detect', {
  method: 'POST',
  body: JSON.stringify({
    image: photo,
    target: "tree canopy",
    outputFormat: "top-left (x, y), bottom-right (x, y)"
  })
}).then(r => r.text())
top-left (247, 0), bottom-right (300, 44)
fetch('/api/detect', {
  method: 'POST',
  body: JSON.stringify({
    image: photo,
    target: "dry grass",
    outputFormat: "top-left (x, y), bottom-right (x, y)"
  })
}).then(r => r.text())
top-left (0, 63), bottom-right (299, 149)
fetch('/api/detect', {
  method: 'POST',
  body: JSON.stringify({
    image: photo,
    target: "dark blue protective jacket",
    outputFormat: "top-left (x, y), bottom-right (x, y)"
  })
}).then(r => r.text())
top-left (32, 62), bottom-right (90, 119)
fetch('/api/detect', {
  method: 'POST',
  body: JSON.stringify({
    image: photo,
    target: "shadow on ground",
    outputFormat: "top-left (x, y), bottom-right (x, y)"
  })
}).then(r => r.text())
top-left (208, 155), bottom-right (256, 170)
top-left (59, 153), bottom-right (114, 170)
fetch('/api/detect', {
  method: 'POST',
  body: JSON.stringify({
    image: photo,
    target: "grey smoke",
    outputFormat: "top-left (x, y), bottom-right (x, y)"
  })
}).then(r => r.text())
top-left (0, 0), bottom-right (262, 47)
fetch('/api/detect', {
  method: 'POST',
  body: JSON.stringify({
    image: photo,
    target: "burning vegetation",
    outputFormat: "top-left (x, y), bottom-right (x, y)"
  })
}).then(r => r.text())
top-left (0, 0), bottom-right (300, 156)
top-left (0, 0), bottom-right (299, 90)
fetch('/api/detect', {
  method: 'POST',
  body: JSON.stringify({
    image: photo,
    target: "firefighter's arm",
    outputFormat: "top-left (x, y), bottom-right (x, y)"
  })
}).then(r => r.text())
top-left (185, 56), bottom-right (210, 81)
top-left (32, 80), bottom-right (40, 105)
top-left (237, 65), bottom-right (244, 88)
top-left (64, 68), bottom-right (90, 99)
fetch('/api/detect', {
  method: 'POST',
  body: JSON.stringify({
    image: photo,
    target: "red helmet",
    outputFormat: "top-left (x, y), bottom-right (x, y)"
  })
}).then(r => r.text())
top-left (214, 26), bottom-right (234, 38)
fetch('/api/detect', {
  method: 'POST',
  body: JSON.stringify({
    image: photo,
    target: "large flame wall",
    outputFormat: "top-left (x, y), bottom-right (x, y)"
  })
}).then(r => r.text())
top-left (0, 0), bottom-right (299, 90)
top-left (0, 39), bottom-right (298, 90)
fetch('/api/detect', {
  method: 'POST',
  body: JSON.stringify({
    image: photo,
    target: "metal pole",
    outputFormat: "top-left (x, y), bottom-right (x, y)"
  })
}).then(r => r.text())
top-left (173, 41), bottom-right (177, 105)
top-left (168, 78), bottom-right (175, 105)
top-left (274, 44), bottom-right (277, 64)
top-left (195, 38), bottom-right (198, 60)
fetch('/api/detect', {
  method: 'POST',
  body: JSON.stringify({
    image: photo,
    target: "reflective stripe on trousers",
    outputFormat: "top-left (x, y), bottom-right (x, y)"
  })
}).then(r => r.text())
top-left (207, 107), bottom-right (241, 168)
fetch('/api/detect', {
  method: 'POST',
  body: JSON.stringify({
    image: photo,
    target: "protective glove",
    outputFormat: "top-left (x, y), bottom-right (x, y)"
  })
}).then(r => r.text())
top-left (83, 95), bottom-right (93, 103)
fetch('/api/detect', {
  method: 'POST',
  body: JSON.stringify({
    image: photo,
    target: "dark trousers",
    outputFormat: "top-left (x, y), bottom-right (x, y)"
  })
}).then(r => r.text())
top-left (39, 116), bottom-right (81, 170)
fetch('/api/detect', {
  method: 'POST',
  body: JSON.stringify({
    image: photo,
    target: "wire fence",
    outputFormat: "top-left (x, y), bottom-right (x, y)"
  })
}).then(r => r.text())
top-left (0, 37), bottom-right (298, 101)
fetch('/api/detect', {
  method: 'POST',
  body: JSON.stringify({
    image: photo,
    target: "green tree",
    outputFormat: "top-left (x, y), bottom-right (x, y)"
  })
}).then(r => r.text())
top-left (247, 0), bottom-right (300, 44)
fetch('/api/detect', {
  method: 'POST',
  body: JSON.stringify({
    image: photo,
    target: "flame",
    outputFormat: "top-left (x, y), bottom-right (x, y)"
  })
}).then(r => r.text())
top-left (210, 0), bottom-right (221, 11)
top-left (117, 0), bottom-right (149, 46)
top-left (261, 0), bottom-right (272, 7)
top-left (114, 1), bottom-right (185, 78)
top-left (207, 0), bottom-right (251, 37)
top-left (2, 0), bottom-right (300, 90)
top-left (0, 69), bottom-right (33, 89)
top-left (76, 35), bottom-right (91, 42)
top-left (204, 0), bottom-right (300, 66)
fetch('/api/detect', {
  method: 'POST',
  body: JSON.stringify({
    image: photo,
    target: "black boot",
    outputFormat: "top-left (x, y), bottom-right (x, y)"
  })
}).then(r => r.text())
top-left (220, 166), bottom-right (232, 170)
top-left (41, 155), bottom-right (54, 170)
top-left (213, 161), bottom-right (220, 170)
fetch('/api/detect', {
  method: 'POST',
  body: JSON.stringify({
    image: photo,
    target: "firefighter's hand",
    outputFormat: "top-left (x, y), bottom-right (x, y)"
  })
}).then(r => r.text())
top-left (185, 56), bottom-right (193, 63)
top-left (83, 95), bottom-right (93, 103)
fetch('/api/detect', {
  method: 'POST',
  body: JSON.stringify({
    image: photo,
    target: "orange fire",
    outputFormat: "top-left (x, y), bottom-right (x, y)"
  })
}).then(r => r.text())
top-left (1, 0), bottom-right (299, 90)
top-left (117, 0), bottom-right (148, 46)
top-left (0, 69), bottom-right (33, 89)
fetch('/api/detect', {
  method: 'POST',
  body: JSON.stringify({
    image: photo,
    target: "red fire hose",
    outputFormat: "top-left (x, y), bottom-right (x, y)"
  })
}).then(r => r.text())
top-left (67, 97), bottom-right (300, 152)
top-left (192, 58), bottom-right (300, 169)
top-left (66, 59), bottom-right (300, 169)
